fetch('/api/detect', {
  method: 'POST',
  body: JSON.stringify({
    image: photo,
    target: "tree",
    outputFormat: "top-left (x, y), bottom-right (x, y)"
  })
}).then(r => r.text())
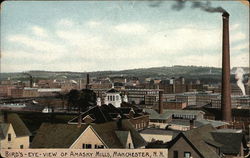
top-left (67, 89), bottom-right (80, 111)
top-left (67, 89), bottom-right (97, 112)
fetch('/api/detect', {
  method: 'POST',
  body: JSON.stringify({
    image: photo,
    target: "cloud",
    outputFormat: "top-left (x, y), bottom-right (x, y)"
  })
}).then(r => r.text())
top-left (114, 23), bottom-right (148, 34)
top-left (231, 32), bottom-right (246, 42)
top-left (232, 42), bottom-right (249, 51)
top-left (1, 50), bottom-right (61, 72)
top-left (2, 50), bottom-right (62, 63)
top-left (231, 53), bottom-right (249, 68)
top-left (8, 34), bottom-right (66, 53)
top-left (57, 19), bottom-right (74, 28)
top-left (230, 23), bottom-right (240, 31)
top-left (143, 26), bottom-right (221, 55)
top-left (56, 30), bottom-right (110, 55)
top-left (86, 20), bottom-right (102, 28)
top-left (31, 26), bottom-right (48, 37)
top-left (3, 19), bottom-right (249, 72)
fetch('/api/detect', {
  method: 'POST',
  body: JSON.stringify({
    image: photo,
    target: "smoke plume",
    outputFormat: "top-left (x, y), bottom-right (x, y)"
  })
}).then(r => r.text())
top-left (235, 67), bottom-right (246, 96)
top-left (148, 0), bottom-right (164, 7)
top-left (172, 0), bottom-right (227, 13)
top-left (172, 0), bottom-right (187, 11)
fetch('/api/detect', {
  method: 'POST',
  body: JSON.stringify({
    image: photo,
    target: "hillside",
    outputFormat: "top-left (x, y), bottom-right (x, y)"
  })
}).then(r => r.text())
top-left (0, 66), bottom-right (249, 84)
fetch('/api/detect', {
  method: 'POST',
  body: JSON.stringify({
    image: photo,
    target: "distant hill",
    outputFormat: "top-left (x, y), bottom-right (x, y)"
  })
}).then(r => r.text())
top-left (0, 66), bottom-right (249, 84)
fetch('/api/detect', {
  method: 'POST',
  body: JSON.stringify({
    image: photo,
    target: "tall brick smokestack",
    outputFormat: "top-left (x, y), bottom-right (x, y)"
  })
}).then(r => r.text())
top-left (86, 74), bottom-right (90, 89)
top-left (158, 90), bottom-right (163, 114)
top-left (30, 76), bottom-right (33, 88)
top-left (221, 12), bottom-right (232, 122)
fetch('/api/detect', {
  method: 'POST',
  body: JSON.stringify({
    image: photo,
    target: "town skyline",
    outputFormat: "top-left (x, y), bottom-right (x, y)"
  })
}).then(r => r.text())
top-left (1, 1), bottom-right (249, 72)
top-left (0, 65), bottom-right (249, 74)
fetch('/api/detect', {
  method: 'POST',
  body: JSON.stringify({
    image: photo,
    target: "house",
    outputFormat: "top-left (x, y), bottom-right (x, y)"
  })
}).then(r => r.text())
top-left (31, 119), bottom-right (146, 149)
top-left (104, 88), bottom-right (122, 108)
top-left (144, 109), bottom-right (205, 129)
top-left (168, 119), bottom-right (228, 131)
top-left (68, 104), bottom-right (149, 131)
top-left (118, 106), bottom-right (149, 131)
top-left (167, 124), bottom-right (248, 158)
top-left (0, 112), bottom-right (31, 149)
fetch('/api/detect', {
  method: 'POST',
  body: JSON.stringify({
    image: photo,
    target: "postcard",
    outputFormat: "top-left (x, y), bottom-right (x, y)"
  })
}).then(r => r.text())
top-left (0, 0), bottom-right (249, 158)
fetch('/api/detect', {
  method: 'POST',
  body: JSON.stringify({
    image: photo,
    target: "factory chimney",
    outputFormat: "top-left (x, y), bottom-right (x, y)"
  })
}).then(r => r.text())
top-left (30, 76), bottom-right (33, 88)
top-left (158, 90), bottom-right (163, 114)
top-left (221, 12), bottom-right (232, 122)
top-left (86, 74), bottom-right (90, 89)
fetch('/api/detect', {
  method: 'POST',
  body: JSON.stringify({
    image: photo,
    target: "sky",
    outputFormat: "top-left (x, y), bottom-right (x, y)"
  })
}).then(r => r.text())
top-left (0, 0), bottom-right (249, 72)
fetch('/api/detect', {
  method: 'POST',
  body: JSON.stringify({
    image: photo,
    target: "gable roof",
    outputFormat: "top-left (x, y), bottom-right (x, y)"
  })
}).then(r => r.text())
top-left (183, 124), bottom-right (221, 158)
top-left (211, 132), bottom-right (245, 155)
top-left (31, 123), bottom-right (88, 148)
top-left (87, 119), bottom-right (146, 148)
top-left (115, 131), bottom-right (129, 148)
top-left (69, 105), bottom-right (147, 124)
top-left (0, 113), bottom-right (31, 138)
top-left (0, 123), bottom-right (10, 139)
top-left (168, 124), bottom-right (221, 158)
top-left (31, 119), bottom-right (146, 149)
top-left (68, 106), bottom-right (114, 124)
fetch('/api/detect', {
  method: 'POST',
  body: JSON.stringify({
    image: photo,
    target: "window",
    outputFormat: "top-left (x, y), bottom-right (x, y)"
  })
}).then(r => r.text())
top-left (173, 151), bottom-right (178, 158)
top-left (128, 143), bottom-right (131, 149)
top-left (82, 144), bottom-right (92, 149)
top-left (95, 145), bottom-right (104, 149)
top-left (20, 145), bottom-right (24, 149)
top-left (98, 145), bottom-right (104, 148)
top-left (8, 134), bottom-right (11, 141)
top-left (86, 144), bottom-right (92, 149)
top-left (184, 152), bottom-right (191, 158)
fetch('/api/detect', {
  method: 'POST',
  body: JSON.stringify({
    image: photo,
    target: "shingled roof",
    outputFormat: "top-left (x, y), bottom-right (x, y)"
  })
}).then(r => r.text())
top-left (211, 132), bottom-right (246, 155)
top-left (0, 113), bottom-right (31, 139)
top-left (31, 123), bottom-right (88, 148)
top-left (168, 124), bottom-right (246, 158)
top-left (31, 119), bottom-right (146, 148)
top-left (183, 124), bottom-right (221, 158)
top-left (69, 104), bottom-right (148, 124)
top-left (115, 131), bottom-right (130, 148)
top-left (0, 123), bottom-right (9, 139)
top-left (68, 106), bottom-right (114, 124)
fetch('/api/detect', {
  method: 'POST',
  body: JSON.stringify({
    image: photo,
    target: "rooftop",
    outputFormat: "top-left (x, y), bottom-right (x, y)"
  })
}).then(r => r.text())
top-left (0, 113), bottom-right (31, 139)
top-left (31, 119), bottom-right (146, 148)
